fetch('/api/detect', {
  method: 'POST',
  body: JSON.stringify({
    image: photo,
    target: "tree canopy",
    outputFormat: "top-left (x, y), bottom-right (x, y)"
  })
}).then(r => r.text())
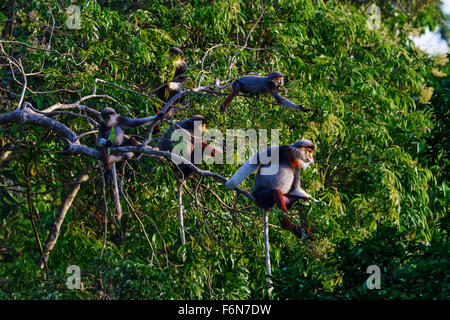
top-left (0, 0), bottom-right (448, 299)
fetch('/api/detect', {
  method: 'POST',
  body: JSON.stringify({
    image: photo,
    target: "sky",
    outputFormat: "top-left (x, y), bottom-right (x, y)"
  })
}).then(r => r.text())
top-left (410, 0), bottom-right (450, 55)
top-left (443, 0), bottom-right (450, 14)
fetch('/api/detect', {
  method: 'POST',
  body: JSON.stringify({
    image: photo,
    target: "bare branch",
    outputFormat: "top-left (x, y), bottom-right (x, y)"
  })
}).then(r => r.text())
top-left (0, 42), bottom-right (27, 109)
top-left (46, 10), bottom-right (55, 52)
top-left (113, 145), bottom-right (256, 202)
top-left (0, 109), bottom-right (78, 142)
top-left (43, 101), bottom-right (106, 116)
top-left (26, 104), bottom-right (99, 126)
top-left (0, 40), bottom-right (62, 56)
top-left (39, 172), bottom-right (90, 269)
top-left (95, 78), bottom-right (163, 104)
top-left (226, 8), bottom-right (266, 79)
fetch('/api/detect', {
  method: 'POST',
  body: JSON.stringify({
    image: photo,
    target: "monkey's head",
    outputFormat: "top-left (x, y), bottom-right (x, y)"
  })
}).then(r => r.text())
top-left (188, 114), bottom-right (207, 133)
top-left (101, 107), bottom-right (119, 127)
top-left (169, 47), bottom-right (183, 57)
top-left (168, 47), bottom-right (184, 62)
top-left (291, 139), bottom-right (315, 168)
top-left (268, 71), bottom-right (284, 87)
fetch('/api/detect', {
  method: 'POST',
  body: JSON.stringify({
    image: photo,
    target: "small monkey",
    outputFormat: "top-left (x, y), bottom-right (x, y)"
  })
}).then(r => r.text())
top-left (155, 47), bottom-right (188, 103)
top-left (96, 107), bottom-right (157, 180)
top-left (153, 47), bottom-right (188, 133)
top-left (160, 115), bottom-right (220, 180)
top-left (220, 71), bottom-right (312, 112)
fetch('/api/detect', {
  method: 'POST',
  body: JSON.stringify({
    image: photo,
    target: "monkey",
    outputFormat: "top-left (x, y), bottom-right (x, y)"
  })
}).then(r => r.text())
top-left (160, 115), bottom-right (221, 246)
top-left (155, 47), bottom-right (188, 103)
top-left (152, 47), bottom-right (188, 134)
top-left (225, 139), bottom-right (316, 239)
top-left (160, 115), bottom-right (220, 180)
top-left (96, 107), bottom-right (157, 180)
top-left (220, 71), bottom-right (312, 112)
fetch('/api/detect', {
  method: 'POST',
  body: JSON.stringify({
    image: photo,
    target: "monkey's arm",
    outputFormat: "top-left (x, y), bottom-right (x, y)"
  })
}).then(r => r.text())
top-left (118, 115), bottom-right (158, 129)
top-left (287, 166), bottom-right (323, 204)
top-left (270, 90), bottom-right (312, 112)
top-left (225, 154), bottom-right (260, 190)
top-left (96, 123), bottom-right (112, 147)
top-left (201, 141), bottom-right (222, 157)
top-left (225, 146), bottom-right (279, 190)
top-left (286, 163), bottom-right (308, 197)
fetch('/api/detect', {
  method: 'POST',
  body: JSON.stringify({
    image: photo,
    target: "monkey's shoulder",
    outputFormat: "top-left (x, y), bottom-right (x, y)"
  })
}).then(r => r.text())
top-left (257, 145), bottom-right (294, 166)
top-left (172, 119), bottom-right (194, 131)
top-left (160, 120), bottom-right (194, 150)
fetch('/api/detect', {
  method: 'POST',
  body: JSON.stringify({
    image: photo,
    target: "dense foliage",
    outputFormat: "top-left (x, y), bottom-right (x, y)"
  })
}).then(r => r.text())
top-left (0, 0), bottom-right (448, 299)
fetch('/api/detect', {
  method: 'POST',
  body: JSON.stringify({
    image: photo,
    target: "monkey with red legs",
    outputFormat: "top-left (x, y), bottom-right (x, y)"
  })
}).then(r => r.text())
top-left (220, 71), bottom-right (312, 113)
top-left (225, 139), bottom-right (317, 239)
top-left (160, 115), bottom-right (221, 246)
top-left (96, 107), bottom-right (158, 181)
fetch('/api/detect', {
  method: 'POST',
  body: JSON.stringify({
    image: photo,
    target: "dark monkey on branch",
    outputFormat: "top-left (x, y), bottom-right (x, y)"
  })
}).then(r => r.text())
top-left (220, 71), bottom-right (312, 112)
top-left (153, 47), bottom-right (188, 134)
top-left (96, 107), bottom-right (157, 180)
top-left (155, 47), bottom-right (188, 102)
top-left (225, 139), bottom-right (316, 239)
top-left (159, 115), bottom-right (221, 247)
top-left (160, 115), bottom-right (220, 180)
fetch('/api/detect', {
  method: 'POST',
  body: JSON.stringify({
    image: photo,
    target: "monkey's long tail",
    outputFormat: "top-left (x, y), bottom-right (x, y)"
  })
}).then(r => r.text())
top-left (101, 147), bottom-right (112, 181)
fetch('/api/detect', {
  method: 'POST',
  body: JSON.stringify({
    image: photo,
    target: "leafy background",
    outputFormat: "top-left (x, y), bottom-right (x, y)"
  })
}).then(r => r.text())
top-left (0, 0), bottom-right (448, 299)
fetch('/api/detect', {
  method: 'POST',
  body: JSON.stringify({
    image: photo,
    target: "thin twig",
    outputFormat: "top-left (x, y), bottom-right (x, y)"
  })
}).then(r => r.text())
top-left (226, 8), bottom-right (266, 79)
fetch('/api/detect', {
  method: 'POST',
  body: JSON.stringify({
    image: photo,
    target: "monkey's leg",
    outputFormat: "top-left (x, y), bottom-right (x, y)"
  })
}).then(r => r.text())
top-left (263, 210), bottom-right (273, 294)
top-left (274, 189), bottom-right (290, 215)
top-left (286, 196), bottom-right (314, 240)
top-left (101, 147), bottom-right (112, 181)
top-left (253, 189), bottom-right (276, 210)
top-left (220, 88), bottom-right (239, 111)
top-left (274, 190), bottom-right (304, 239)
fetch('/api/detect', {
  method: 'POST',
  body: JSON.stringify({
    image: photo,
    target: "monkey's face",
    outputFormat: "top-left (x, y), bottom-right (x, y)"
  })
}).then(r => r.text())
top-left (270, 76), bottom-right (284, 87)
top-left (167, 52), bottom-right (183, 65)
top-left (294, 147), bottom-right (314, 168)
top-left (167, 52), bottom-right (178, 60)
top-left (102, 113), bottom-right (118, 127)
top-left (275, 76), bottom-right (284, 86)
top-left (305, 147), bottom-right (314, 162)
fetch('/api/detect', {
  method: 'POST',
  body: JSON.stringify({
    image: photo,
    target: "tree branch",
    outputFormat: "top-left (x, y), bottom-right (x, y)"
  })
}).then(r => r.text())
top-left (39, 172), bottom-right (90, 269)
